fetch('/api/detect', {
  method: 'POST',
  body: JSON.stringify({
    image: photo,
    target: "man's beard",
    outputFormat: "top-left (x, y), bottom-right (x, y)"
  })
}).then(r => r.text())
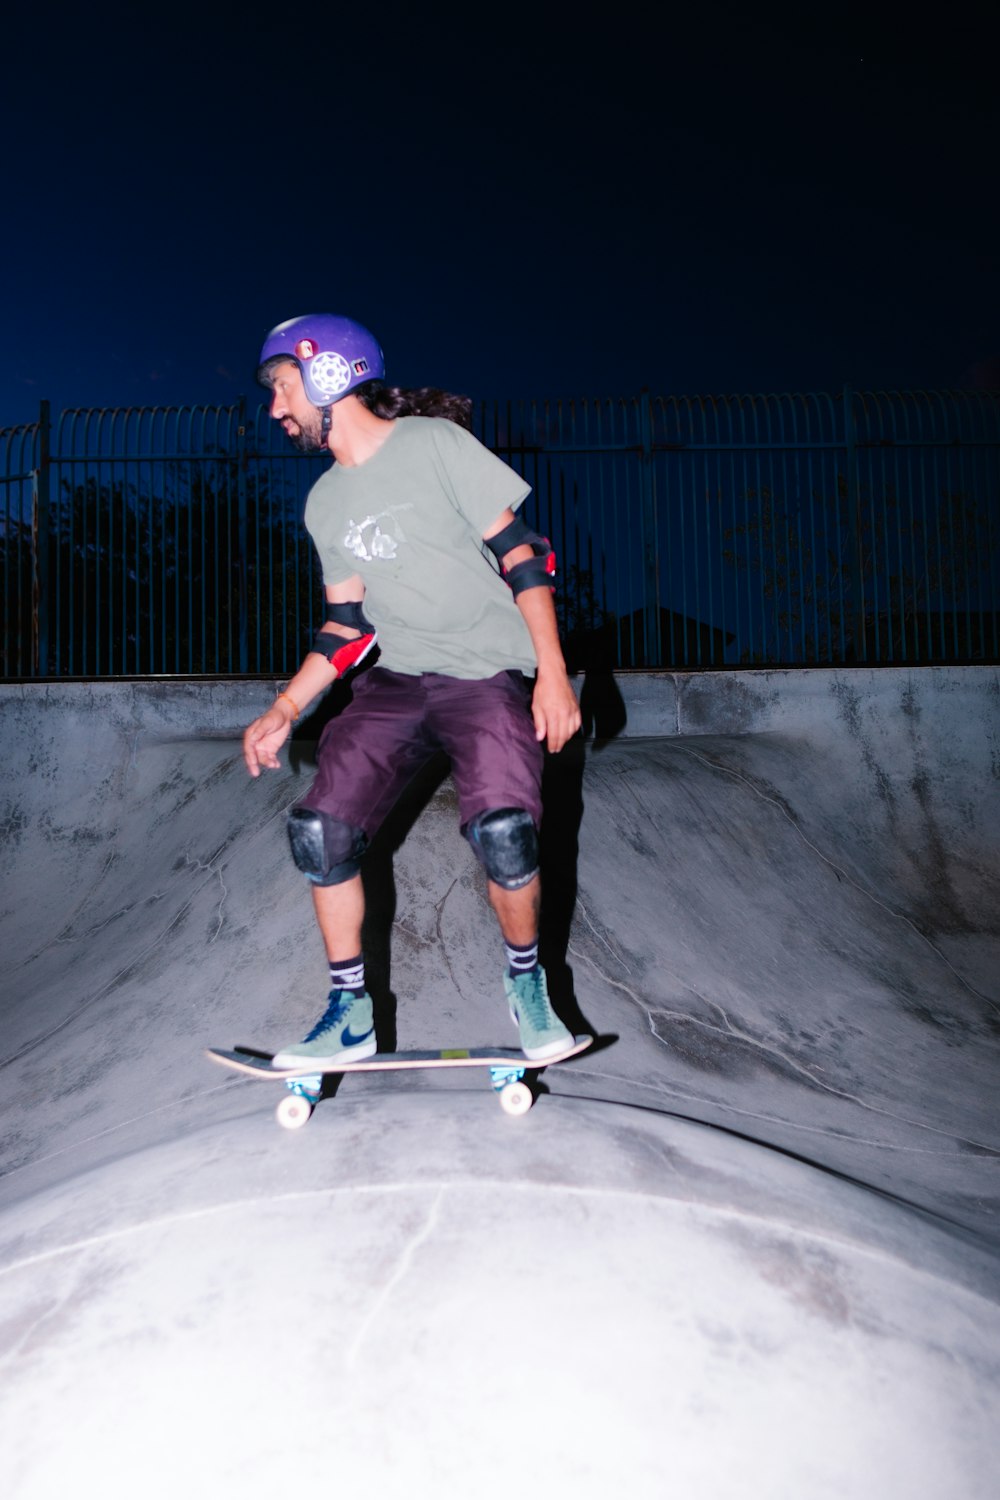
top-left (288, 408), bottom-right (325, 452)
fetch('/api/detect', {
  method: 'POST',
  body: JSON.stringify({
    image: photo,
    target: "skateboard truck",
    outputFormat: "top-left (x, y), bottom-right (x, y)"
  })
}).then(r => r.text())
top-left (276, 1062), bottom-right (532, 1129)
top-left (488, 1063), bottom-right (533, 1118)
top-left (278, 1074), bottom-right (324, 1131)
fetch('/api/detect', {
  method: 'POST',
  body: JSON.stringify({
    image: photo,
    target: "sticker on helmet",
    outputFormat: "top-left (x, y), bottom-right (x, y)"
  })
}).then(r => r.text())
top-left (310, 351), bottom-right (352, 397)
top-left (295, 339), bottom-right (317, 360)
top-left (353, 358), bottom-right (369, 375)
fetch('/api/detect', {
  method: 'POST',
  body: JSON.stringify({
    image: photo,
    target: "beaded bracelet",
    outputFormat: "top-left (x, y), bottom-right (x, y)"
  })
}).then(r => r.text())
top-left (276, 691), bottom-right (301, 721)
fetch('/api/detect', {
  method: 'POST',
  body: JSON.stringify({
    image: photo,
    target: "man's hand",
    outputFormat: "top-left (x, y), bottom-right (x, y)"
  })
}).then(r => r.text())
top-left (531, 669), bottom-right (582, 754)
top-left (494, 542), bottom-right (581, 754)
top-left (243, 700), bottom-right (295, 778)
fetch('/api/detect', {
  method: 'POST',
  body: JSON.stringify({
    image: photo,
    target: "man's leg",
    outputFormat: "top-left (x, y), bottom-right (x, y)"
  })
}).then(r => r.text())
top-left (484, 861), bottom-right (571, 1060)
top-left (272, 806), bottom-right (376, 1063)
top-left (428, 671), bottom-right (572, 1059)
top-left (272, 670), bottom-right (431, 1068)
top-left (271, 862), bottom-right (375, 1068)
top-left (313, 875), bottom-right (365, 961)
top-left (487, 873), bottom-right (540, 947)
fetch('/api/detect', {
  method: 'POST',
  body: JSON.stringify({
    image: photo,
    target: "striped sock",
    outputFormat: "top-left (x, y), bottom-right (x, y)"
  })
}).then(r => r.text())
top-left (330, 955), bottom-right (365, 995)
top-left (504, 939), bottom-right (539, 977)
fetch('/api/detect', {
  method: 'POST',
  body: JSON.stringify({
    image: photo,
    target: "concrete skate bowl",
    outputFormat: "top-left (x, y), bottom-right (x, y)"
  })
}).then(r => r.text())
top-left (0, 669), bottom-right (998, 1499)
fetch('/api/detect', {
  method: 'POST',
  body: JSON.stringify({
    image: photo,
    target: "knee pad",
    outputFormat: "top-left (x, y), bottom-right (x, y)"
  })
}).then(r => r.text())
top-left (465, 807), bottom-right (539, 890)
top-left (287, 807), bottom-right (368, 886)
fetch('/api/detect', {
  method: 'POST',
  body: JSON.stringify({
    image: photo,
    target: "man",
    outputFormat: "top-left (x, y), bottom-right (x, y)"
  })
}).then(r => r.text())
top-left (243, 313), bottom-right (581, 1068)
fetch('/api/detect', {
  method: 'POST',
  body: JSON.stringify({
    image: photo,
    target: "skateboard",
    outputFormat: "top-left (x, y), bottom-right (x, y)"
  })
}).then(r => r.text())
top-left (205, 1035), bottom-right (593, 1129)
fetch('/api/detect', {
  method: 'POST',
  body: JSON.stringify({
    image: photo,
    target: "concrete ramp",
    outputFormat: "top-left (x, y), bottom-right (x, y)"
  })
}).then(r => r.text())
top-left (1, 669), bottom-right (998, 1498)
top-left (569, 670), bottom-right (1000, 1239)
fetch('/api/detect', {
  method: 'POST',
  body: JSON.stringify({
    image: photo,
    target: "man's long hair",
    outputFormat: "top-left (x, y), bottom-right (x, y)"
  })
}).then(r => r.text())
top-left (257, 355), bottom-right (473, 431)
top-left (356, 381), bottom-right (472, 430)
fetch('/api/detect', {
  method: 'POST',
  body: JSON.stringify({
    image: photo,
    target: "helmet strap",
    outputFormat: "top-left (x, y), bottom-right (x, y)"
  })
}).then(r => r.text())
top-left (319, 403), bottom-right (333, 448)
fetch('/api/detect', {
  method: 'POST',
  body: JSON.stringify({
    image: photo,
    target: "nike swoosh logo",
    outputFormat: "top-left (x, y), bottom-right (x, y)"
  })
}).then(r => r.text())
top-left (342, 1026), bottom-right (375, 1047)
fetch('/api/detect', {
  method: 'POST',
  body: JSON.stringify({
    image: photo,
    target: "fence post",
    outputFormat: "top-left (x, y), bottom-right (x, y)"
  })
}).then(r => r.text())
top-left (640, 389), bottom-right (661, 666)
top-left (843, 383), bottom-right (866, 662)
top-left (32, 399), bottom-right (52, 676)
top-left (236, 396), bottom-right (249, 673)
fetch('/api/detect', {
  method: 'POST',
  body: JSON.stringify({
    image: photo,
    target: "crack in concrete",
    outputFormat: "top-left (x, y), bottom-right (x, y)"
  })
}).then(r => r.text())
top-left (661, 987), bottom-right (835, 1090)
top-left (180, 854), bottom-right (229, 944)
top-left (573, 896), bottom-right (634, 977)
top-left (345, 1185), bottom-right (445, 1371)
top-left (0, 1286), bottom-right (77, 1366)
top-left (566, 936), bottom-right (1000, 1156)
top-left (559, 1068), bottom-right (1000, 1160)
top-left (430, 879), bottom-right (462, 996)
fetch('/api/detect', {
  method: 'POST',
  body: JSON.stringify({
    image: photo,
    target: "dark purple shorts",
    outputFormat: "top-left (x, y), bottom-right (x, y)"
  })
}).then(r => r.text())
top-left (300, 667), bottom-right (543, 837)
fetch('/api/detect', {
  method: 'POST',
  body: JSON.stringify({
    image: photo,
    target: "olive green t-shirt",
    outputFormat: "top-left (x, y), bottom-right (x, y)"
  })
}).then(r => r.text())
top-left (303, 416), bottom-right (538, 679)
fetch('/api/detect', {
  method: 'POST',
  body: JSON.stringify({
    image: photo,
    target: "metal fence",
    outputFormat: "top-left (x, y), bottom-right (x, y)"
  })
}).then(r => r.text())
top-left (2, 388), bottom-right (998, 679)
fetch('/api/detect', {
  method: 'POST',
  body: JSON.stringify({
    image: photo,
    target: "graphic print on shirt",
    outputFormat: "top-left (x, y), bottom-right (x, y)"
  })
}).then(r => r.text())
top-left (343, 507), bottom-right (412, 563)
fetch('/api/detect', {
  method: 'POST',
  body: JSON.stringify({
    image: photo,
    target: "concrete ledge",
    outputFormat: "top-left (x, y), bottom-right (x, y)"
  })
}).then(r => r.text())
top-left (2, 664), bottom-right (997, 742)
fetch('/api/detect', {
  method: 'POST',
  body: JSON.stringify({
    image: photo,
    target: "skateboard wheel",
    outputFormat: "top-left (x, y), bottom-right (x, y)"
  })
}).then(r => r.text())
top-left (276, 1093), bottom-right (313, 1130)
top-left (499, 1081), bottom-right (533, 1116)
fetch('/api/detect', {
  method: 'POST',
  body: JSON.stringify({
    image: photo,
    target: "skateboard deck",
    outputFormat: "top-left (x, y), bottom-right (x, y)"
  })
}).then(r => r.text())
top-left (205, 1035), bottom-right (592, 1128)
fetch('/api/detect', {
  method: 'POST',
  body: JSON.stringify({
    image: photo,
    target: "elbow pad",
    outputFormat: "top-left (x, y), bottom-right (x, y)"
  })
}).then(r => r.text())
top-left (309, 601), bottom-right (378, 675)
top-left (484, 516), bottom-right (556, 598)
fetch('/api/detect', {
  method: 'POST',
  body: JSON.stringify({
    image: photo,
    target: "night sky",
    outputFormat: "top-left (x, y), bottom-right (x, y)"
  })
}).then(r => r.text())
top-left (5, 2), bottom-right (997, 428)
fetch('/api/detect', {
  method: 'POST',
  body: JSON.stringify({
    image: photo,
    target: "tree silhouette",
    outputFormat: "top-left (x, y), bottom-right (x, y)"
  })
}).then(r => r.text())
top-left (722, 477), bottom-right (998, 665)
top-left (29, 457), bottom-right (318, 675)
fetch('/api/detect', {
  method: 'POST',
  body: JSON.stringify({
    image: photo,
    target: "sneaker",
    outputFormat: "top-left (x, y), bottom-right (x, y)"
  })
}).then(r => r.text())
top-left (504, 966), bottom-right (573, 1061)
top-left (271, 989), bottom-right (377, 1069)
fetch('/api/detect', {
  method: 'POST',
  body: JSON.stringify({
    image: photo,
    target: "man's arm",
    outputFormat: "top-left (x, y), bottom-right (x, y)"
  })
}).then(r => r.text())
top-left (483, 509), bottom-right (581, 754)
top-left (242, 575), bottom-right (367, 778)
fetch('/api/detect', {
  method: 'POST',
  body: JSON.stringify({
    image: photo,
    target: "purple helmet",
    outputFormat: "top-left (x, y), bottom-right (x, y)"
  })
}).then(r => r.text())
top-left (257, 314), bottom-right (385, 406)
